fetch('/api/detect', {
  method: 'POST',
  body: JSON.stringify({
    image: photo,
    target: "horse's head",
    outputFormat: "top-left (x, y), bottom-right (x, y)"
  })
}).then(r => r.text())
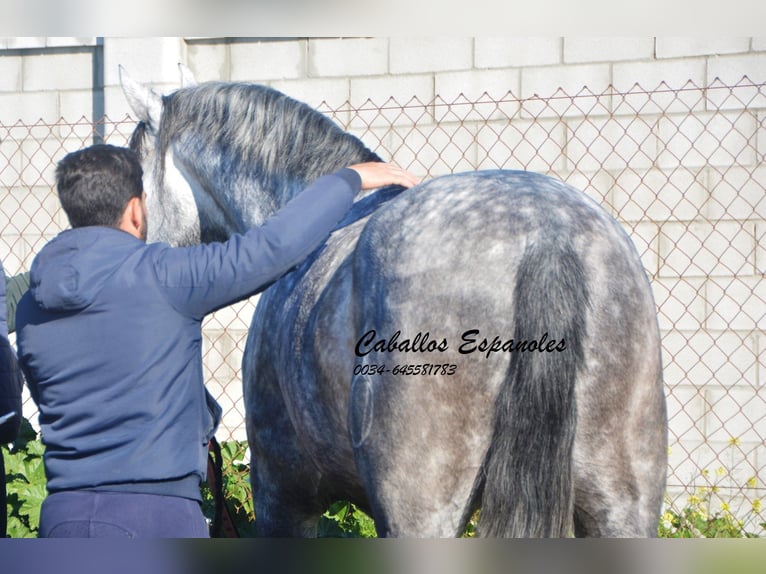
top-left (121, 66), bottom-right (244, 246)
top-left (120, 66), bottom-right (379, 247)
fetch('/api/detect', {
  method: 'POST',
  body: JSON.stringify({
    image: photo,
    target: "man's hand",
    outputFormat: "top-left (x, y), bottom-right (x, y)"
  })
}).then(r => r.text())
top-left (348, 162), bottom-right (420, 190)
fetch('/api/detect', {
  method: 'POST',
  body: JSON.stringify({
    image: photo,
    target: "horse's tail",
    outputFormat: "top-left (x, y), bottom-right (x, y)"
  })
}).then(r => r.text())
top-left (477, 234), bottom-right (589, 537)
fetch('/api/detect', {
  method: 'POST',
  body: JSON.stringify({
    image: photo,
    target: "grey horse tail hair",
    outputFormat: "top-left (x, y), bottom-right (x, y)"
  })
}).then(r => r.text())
top-left (477, 233), bottom-right (589, 537)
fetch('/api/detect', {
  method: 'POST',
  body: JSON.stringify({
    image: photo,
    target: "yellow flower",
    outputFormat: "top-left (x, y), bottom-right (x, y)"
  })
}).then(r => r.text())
top-left (753, 499), bottom-right (762, 513)
top-left (746, 477), bottom-right (757, 489)
top-left (728, 437), bottom-right (740, 446)
top-left (720, 502), bottom-right (730, 513)
top-left (716, 466), bottom-right (726, 477)
top-left (661, 512), bottom-right (675, 530)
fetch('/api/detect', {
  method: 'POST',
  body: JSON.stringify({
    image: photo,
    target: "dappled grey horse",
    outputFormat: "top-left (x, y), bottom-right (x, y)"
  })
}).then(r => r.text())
top-left (122, 71), bottom-right (667, 537)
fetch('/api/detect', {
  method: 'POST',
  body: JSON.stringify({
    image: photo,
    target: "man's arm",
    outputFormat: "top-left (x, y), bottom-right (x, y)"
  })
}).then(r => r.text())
top-left (154, 164), bottom-right (417, 319)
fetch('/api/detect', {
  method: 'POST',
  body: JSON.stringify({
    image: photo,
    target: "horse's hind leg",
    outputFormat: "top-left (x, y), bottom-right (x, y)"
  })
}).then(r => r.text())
top-left (349, 370), bottom-right (492, 538)
top-left (572, 368), bottom-right (667, 537)
top-left (249, 445), bottom-right (326, 537)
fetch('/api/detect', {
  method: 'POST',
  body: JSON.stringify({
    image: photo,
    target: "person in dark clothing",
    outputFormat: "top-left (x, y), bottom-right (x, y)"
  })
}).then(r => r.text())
top-left (4, 271), bottom-right (29, 334)
top-left (1, 261), bottom-right (28, 537)
top-left (15, 144), bottom-right (417, 537)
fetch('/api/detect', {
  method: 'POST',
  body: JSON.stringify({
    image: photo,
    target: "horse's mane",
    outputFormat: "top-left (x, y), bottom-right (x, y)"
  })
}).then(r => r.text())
top-left (133, 82), bottom-right (380, 208)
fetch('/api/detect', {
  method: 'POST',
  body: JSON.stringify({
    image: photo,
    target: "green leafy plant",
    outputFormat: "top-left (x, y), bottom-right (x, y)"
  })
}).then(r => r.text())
top-left (2, 417), bottom-right (47, 538)
top-left (4, 425), bottom-right (764, 539)
top-left (658, 456), bottom-right (765, 538)
top-left (318, 501), bottom-right (377, 538)
top-left (200, 439), bottom-right (258, 537)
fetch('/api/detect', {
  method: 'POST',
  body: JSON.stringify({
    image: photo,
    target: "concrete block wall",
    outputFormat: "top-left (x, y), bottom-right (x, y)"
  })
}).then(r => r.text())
top-left (1, 37), bottom-right (764, 520)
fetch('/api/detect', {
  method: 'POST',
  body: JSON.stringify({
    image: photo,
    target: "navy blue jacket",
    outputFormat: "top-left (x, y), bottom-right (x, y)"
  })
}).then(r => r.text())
top-left (0, 258), bottom-right (24, 444)
top-left (16, 168), bottom-right (361, 500)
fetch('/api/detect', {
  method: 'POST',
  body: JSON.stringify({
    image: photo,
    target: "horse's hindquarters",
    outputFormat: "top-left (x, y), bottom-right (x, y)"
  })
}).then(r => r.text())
top-left (350, 171), bottom-right (666, 537)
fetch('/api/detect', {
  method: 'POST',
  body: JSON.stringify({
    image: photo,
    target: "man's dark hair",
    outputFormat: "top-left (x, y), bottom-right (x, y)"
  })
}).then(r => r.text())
top-left (55, 144), bottom-right (144, 229)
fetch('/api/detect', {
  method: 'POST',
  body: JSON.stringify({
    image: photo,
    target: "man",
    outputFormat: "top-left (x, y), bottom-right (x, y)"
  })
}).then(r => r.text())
top-left (15, 144), bottom-right (417, 538)
top-left (1, 260), bottom-right (27, 537)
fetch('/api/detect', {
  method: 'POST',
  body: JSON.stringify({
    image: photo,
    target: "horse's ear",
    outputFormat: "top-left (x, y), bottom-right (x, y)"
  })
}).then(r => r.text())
top-left (119, 65), bottom-right (163, 130)
top-left (179, 63), bottom-right (197, 88)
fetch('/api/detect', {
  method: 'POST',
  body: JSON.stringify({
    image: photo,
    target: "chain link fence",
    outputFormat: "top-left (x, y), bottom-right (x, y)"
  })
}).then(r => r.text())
top-left (1, 78), bottom-right (764, 530)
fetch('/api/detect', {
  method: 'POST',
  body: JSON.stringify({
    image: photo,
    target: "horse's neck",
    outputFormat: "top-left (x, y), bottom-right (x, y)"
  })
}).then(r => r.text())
top-left (261, 147), bottom-right (381, 212)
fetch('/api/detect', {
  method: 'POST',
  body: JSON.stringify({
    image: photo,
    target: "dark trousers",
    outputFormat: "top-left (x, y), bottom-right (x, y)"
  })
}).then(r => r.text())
top-left (39, 490), bottom-right (209, 538)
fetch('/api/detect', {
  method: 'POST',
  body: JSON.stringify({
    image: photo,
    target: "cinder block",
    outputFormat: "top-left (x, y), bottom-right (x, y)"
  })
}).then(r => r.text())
top-left (349, 75), bottom-right (435, 130)
top-left (187, 41), bottom-right (230, 82)
top-left (230, 39), bottom-right (307, 82)
top-left (268, 77), bottom-right (351, 110)
top-left (626, 220), bottom-right (660, 277)
top-left (656, 38), bottom-right (750, 59)
top-left (653, 277), bottom-right (706, 331)
top-left (758, 331), bottom-right (766, 388)
top-left (0, 234), bottom-right (31, 275)
top-left (0, 231), bottom-right (53, 273)
top-left (202, 329), bottom-right (244, 382)
top-left (0, 137), bottom-right (22, 188)
top-left (474, 37), bottom-right (562, 68)
top-left (59, 90), bottom-right (94, 123)
top-left (665, 440), bottom-right (715, 489)
top-left (566, 114), bottom-right (656, 173)
top-left (476, 116), bottom-right (566, 173)
top-left (386, 120), bottom-right (479, 178)
top-left (0, 189), bottom-right (22, 232)
top-left (564, 37), bottom-right (654, 64)
top-left (705, 276), bottom-right (765, 330)
top-left (389, 37), bottom-right (473, 74)
top-left (0, 91), bottom-right (59, 124)
top-left (661, 330), bottom-right (700, 388)
top-left (0, 56), bottom-right (21, 92)
top-left (657, 110), bottom-right (758, 169)
top-left (701, 331), bottom-right (766, 390)
top-left (705, 386), bottom-right (765, 443)
top-left (434, 69), bottom-right (520, 124)
top-left (201, 325), bottom-right (250, 441)
top-left (613, 59), bottom-right (707, 115)
top-left (664, 380), bottom-right (706, 443)
top-left (707, 165), bottom-right (766, 220)
top-left (612, 167), bottom-right (708, 223)
top-left (103, 37), bottom-right (187, 88)
top-left (0, 185), bottom-right (62, 238)
top-left (660, 221), bottom-right (754, 278)
top-left (20, 138), bottom-right (65, 193)
top-left (203, 298), bottom-right (258, 333)
top-left (520, 63), bottom-right (612, 118)
top-left (681, 330), bottom-right (757, 387)
top-left (706, 54), bottom-right (766, 110)
top-left (757, 221), bottom-right (766, 275)
top-left (308, 38), bottom-right (388, 78)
